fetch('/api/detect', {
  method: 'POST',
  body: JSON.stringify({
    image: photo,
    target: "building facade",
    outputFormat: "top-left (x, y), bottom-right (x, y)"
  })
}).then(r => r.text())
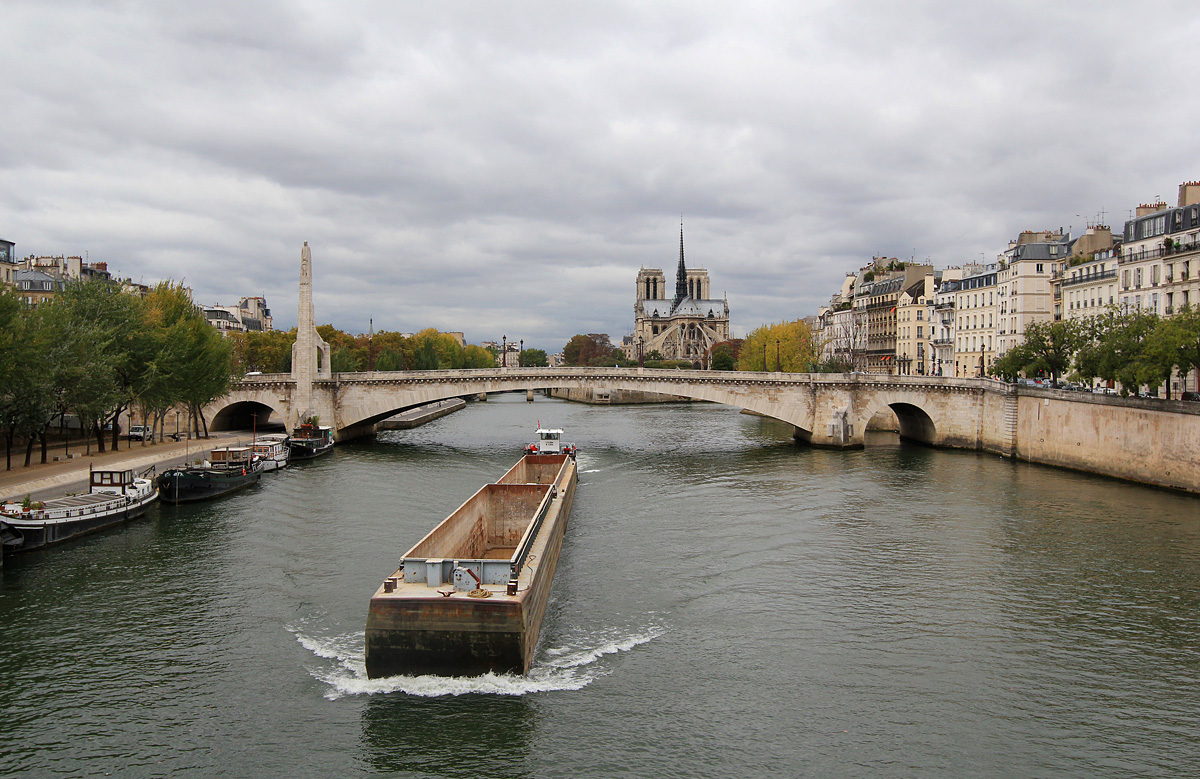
top-left (995, 230), bottom-right (1062, 357)
top-left (203, 296), bottom-right (274, 334)
top-left (954, 265), bottom-right (999, 377)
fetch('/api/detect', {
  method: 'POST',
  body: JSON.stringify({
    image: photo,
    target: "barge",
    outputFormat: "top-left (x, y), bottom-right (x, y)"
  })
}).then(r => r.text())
top-left (157, 446), bottom-right (263, 504)
top-left (1, 468), bottom-right (158, 552)
top-left (365, 452), bottom-right (578, 677)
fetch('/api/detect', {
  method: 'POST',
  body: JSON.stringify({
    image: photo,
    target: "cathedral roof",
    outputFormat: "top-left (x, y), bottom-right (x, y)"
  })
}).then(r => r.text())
top-left (643, 298), bottom-right (726, 318)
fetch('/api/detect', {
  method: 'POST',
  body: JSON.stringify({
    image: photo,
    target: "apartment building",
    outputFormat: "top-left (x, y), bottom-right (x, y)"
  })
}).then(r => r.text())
top-left (930, 268), bottom-right (963, 376)
top-left (954, 265), bottom-right (999, 377)
top-left (853, 260), bottom-right (933, 373)
top-left (1117, 182), bottom-right (1200, 317)
top-left (895, 271), bottom-right (940, 375)
top-left (204, 296), bottom-right (274, 334)
top-left (0, 239), bottom-right (15, 285)
top-left (1058, 243), bottom-right (1120, 322)
top-left (816, 274), bottom-right (867, 369)
top-left (996, 230), bottom-right (1063, 356)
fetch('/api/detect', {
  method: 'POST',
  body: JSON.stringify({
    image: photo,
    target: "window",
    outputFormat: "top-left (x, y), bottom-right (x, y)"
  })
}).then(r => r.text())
top-left (917, 326), bottom-right (923, 338)
top-left (1036, 263), bottom-right (1044, 273)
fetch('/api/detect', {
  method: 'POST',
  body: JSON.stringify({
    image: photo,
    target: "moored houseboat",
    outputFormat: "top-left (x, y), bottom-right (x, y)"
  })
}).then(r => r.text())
top-left (157, 446), bottom-right (263, 504)
top-left (1, 468), bottom-right (158, 553)
top-left (288, 422), bottom-right (333, 461)
top-left (365, 452), bottom-right (578, 678)
top-left (252, 433), bottom-right (290, 472)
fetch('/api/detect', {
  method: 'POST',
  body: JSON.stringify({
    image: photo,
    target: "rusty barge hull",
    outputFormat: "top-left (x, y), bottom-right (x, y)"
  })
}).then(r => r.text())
top-left (365, 454), bottom-right (577, 678)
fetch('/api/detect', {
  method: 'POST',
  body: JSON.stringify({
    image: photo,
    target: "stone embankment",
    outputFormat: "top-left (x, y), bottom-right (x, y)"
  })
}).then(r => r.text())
top-left (376, 399), bottom-right (466, 430)
top-left (0, 432), bottom-right (248, 503)
top-left (550, 387), bottom-right (699, 404)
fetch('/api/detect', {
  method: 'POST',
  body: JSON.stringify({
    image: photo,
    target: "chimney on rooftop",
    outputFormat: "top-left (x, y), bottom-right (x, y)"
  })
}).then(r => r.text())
top-left (1179, 181), bottom-right (1200, 208)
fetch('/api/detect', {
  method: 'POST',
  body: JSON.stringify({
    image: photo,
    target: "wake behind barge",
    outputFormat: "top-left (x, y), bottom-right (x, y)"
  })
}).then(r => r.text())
top-left (365, 453), bottom-right (577, 678)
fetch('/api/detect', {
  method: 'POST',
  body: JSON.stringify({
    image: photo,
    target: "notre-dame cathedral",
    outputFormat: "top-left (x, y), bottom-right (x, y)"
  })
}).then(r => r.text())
top-left (631, 225), bottom-right (730, 366)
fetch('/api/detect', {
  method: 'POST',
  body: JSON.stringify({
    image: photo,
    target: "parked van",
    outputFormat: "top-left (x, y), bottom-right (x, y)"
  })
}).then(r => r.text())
top-left (127, 425), bottom-right (150, 441)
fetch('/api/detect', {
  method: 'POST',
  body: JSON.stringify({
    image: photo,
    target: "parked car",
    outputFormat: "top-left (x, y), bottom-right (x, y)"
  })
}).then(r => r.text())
top-left (127, 425), bottom-right (149, 441)
top-left (1181, 391), bottom-right (1200, 402)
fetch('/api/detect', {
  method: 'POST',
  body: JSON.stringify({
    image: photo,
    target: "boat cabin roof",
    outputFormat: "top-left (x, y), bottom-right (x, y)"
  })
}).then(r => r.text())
top-left (210, 446), bottom-right (254, 462)
top-left (536, 428), bottom-right (563, 438)
top-left (90, 469), bottom-right (134, 487)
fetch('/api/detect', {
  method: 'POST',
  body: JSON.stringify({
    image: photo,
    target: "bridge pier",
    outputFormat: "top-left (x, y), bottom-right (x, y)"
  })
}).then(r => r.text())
top-left (527, 389), bottom-right (535, 402)
top-left (336, 421), bottom-right (377, 443)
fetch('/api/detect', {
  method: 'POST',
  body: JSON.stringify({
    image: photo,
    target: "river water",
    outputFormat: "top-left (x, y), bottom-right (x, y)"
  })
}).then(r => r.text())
top-left (2, 394), bottom-right (1199, 778)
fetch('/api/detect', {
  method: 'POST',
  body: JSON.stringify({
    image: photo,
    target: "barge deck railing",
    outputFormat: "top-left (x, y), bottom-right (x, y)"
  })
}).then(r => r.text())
top-left (507, 485), bottom-right (557, 594)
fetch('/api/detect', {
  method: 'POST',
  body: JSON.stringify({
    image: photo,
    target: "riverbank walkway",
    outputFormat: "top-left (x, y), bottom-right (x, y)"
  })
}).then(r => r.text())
top-left (0, 432), bottom-right (249, 503)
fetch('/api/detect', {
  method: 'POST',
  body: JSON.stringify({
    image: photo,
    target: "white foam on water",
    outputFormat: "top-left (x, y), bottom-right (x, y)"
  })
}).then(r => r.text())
top-left (290, 622), bottom-right (665, 700)
top-left (578, 469), bottom-right (601, 473)
top-left (540, 625), bottom-right (666, 668)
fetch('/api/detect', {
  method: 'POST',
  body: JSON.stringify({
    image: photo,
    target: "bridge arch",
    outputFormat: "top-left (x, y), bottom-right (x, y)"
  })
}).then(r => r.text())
top-left (858, 395), bottom-right (939, 446)
top-left (209, 400), bottom-right (284, 432)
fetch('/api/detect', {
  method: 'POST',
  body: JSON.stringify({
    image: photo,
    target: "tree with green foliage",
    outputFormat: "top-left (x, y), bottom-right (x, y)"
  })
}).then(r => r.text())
top-left (1144, 304), bottom-right (1200, 398)
top-left (1075, 307), bottom-right (1161, 395)
top-left (989, 342), bottom-right (1033, 383)
top-left (562, 334), bottom-right (614, 366)
top-left (1018, 319), bottom-right (1086, 387)
top-left (0, 291), bottom-right (58, 468)
top-left (710, 343), bottom-right (736, 371)
top-left (519, 348), bottom-right (548, 367)
top-left (230, 329), bottom-right (295, 374)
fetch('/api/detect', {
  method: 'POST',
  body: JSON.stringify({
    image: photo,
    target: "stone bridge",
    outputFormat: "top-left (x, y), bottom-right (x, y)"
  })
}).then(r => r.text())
top-left (207, 368), bottom-right (1018, 452)
top-left (203, 244), bottom-right (1200, 492)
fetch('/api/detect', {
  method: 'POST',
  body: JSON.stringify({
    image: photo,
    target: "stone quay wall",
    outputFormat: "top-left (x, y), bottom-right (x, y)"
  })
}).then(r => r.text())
top-left (1013, 389), bottom-right (1200, 493)
top-left (549, 387), bottom-right (698, 404)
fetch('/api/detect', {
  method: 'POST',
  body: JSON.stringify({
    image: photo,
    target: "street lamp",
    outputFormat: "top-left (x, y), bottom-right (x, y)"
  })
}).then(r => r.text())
top-left (502, 335), bottom-right (506, 368)
top-left (519, 339), bottom-right (524, 367)
top-left (637, 335), bottom-right (644, 368)
top-left (775, 339), bottom-right (780, 372)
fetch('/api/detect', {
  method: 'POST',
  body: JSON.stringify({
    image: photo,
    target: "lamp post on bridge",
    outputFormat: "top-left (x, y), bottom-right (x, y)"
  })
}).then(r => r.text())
top-left (637, 336), bottom-right (644, 368)
top-left (519, 339), bottom-right (523, 368)
top-left (501, 335), bottom-right (506, 368)
top-left (775, 339), bottom-right (780, 373)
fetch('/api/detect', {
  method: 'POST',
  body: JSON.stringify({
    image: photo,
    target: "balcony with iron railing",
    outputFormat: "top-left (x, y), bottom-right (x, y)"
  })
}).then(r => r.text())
top-left (1119, 240), bottom-right (1200, 264)
top-left (1061, 268), bottom-right (1117, 288)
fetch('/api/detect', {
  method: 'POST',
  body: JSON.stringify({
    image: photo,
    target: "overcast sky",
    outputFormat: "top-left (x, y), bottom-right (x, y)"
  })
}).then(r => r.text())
top-left (3, 1), bottom-right (1198, 351)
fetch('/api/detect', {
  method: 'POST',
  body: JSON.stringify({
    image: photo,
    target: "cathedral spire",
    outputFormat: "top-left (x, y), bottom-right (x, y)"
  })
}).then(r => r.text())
top-left (672, 218), bottom-right (688, 312)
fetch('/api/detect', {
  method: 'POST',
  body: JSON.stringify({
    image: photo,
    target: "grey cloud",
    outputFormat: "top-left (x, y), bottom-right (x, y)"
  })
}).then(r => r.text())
top-left (2, 1), bottom-right (1198, 351)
